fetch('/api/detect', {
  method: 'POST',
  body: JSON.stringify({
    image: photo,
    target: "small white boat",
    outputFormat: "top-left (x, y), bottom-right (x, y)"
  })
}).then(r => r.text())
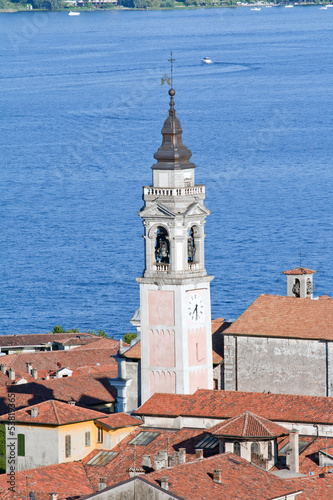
top-left (251, 7), bottom-right (261, 10)
top-left (69, 11), bottom-right (80, 15)
top-left (285, 5), bottom-right (294, 7)
top-left (201, 57), bottom-right (213, 64)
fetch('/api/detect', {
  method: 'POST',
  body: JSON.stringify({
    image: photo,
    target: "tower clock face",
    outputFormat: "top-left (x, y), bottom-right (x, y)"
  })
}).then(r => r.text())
top-left (187, 293), bottom-right (205, 322)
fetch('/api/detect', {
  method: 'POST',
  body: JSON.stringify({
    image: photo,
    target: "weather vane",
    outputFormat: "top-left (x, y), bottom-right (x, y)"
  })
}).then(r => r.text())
top-left (161, 51), bottom-right (175, 87)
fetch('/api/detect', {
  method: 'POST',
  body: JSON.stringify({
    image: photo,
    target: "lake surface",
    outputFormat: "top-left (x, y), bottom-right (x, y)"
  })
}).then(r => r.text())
top-left (0, 6), bottom-right (332, 337)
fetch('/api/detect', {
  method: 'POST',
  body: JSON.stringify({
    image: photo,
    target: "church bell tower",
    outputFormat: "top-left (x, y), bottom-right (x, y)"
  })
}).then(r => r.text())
top-left (137, 87), bottom-right (214, 404)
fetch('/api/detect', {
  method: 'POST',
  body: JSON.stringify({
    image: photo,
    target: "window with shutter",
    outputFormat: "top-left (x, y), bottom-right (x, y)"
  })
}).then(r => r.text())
top-left (85, 431), bottom-right (91, 447)
top-left (17, 434), bottom-right (25, 457)
top-left (65, 435), bottom-right (71, 458)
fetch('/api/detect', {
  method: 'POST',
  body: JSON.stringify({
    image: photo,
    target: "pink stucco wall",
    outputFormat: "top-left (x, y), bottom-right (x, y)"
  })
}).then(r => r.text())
top-left (187, 327), bottom-right (207, 367)
top-left (149, 329), bottom-right (175, 367)
top-left (148, 290), bottom-right (175, 326)
top-left (189, 368), bottom-right (209, 394)
top-left (150, 370), bottom-right (176, 396)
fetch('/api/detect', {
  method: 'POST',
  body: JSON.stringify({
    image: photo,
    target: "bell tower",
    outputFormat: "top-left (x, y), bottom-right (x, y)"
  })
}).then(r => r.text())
top-left (137, 87), bottom-right (214, 404)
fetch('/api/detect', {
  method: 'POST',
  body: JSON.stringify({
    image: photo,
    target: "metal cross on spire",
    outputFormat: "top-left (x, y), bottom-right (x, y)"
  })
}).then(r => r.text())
top-left (168, 51), bottom-right (175, 88)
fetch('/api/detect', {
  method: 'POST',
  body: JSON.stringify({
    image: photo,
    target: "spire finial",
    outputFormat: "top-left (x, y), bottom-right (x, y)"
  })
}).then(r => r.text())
top-left (168, 51), bottom-right (175, 89)
top-left (168, 52), bottom-right (176, 112)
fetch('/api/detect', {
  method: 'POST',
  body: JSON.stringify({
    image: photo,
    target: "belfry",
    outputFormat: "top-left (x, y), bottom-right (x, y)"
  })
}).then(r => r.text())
top-left (137, 87), bottom-right (214, 403)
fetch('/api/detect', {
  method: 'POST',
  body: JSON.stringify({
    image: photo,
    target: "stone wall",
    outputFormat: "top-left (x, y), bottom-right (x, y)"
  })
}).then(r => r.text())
top-left (223, 335), bottom-right (330, 397)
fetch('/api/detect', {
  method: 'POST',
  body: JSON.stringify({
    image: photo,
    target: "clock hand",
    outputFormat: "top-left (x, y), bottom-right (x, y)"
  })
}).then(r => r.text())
top-left (193, 304), bottom-right (198, 320)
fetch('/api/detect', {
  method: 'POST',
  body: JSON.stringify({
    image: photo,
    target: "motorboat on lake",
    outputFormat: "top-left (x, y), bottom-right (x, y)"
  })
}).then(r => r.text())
top-left (251, 7), bottom-right (261, 10)
top-left (69, 11), bottom-right (80, 15)
top-left (201, 57), bottom-right (213, 64)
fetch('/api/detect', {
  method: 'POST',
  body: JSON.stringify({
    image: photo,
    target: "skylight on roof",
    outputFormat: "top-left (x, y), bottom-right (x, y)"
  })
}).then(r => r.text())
top-left (195, 435), bottom-right (219, 450)
top-left (128, 431), bottom-right (160, 446)
top-left (87, 451), bottom-right (118, 466)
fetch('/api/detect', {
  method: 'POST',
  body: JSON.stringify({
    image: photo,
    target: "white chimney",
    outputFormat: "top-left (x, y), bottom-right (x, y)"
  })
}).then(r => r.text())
top-left (213, 469), bottom-right (222, 484)
top-left (289, 429), bottom-right (299, 474)
top-left (31, 369), bottom-right (38, 380)
top-left (26, 362), bottom-right (32, 375)
top-left (8, 368), bottom-right (15, 381)
top-left (98, 478), bottom-right (106, 491)
top-left (142, 454), bottom-right (151, 468)
top-left (160, 477), bottom-right (169, 491)
top-left (195, 448), bottom-right (203, 460)
top-left (67, 401), bottom-right (76, 406)
top-left (49, 494), bottom-right (58, 500)
top-left (179, 448), bottom-right (186, 464)
top-left (31, 407), bottom-right (38, 418)
top-left (0, 364), bottom-right (6, 374)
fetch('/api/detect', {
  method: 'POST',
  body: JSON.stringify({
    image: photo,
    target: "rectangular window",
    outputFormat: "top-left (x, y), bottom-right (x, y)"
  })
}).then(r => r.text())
top-left (97, 427), bottom-right (103, 444)
top-left (17, 434), bottom-right (25, 457)
top-left (65, 435), bottom-right (71, 458)
top-left (85, 431), bottom-right (91, 447)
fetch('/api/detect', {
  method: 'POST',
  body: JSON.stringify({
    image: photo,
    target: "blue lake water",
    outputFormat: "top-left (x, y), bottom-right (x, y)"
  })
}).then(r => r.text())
top-left (0, 6), bottom-right (332, 337)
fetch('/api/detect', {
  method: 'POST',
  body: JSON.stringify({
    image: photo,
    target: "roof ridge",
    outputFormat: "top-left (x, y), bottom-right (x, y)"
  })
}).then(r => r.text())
top-left (51, 400), bottom-right (61, 425)
top-left (243, 411), bottom-right (249, 436)
top-left (254, 413), bottom-right (275, 435)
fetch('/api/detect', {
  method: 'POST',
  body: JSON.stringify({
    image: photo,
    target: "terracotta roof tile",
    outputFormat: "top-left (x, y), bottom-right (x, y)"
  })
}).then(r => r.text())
top-left (96, 412), bottom-right (142, 430)
top-left (0, 399), bottom-right (106, 425)
top-left (0, 374), bottom-right (116, 414)
top-left (209, 411), bottom-right (288, 438)
top-left (291, 474), bottom-right (333, 500)
top-left (225, 294), bottom-right (333, 340)
top-left (282, 267), bottom-right (316, 275)
top-left (0, 462), bottom-right (93, 499)
top-left (135, 389), bottom-right (333, 425)
top-left (74, 337), bottom-right (121, 350)
top-left (0, 332), bottom-right (96, 348)
top-left (145, 453), bottom-right (301, 500)
top-left (3, 346), bottom-right (118, 372)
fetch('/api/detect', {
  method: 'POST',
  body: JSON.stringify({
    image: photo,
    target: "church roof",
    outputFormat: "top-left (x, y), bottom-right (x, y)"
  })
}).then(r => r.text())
top-left (209, 411), bottom-right (288, 438)
top-left (225, 294), bottom-right (333, 341)
top-left (283, 267), bottom-right (316, 275)
top-left (152, 88), bottom-right (196, 171)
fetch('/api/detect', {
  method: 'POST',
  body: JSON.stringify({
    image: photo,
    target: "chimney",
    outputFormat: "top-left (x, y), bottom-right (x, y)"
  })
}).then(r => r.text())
top-left (8, 368), bottom-right (15, 381)
top-left (67, 401), bottom-right (76, 406)
top-left (289, 429), bottom-right (299, 474)
top-left (49, 494), bottom-right (58, 500)
top-left (213, 469), bottom-right (222, 484)
top-left (142, 454), bottom-right (151, 468)
top-left (195, 448), bottom-right (203, 460)
top-left (154, 450), bottom-right (168, 471)
top-left (128, 467), bottom-right (145, 478)
top-left (160, 477), bottom-right (169, 491)
top-left (31, 407), bottom-right (38, 418)
top-left (31, 369), bottom-right (38, 380)
top-left (45, 374), bottom-right (50, 380)
top-left (0, 364), bottom-right (6, 374)
top-left (118, 358), bottom-right (126, 379)
top-left (98, 478), bottom-right (106, 491)
top-left (26, 362), bottom-right (32, 375)
top-left (179, 448), bottom-right (186, 464)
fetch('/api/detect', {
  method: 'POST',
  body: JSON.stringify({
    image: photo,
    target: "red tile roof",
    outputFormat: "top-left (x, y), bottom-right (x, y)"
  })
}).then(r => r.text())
top-left (275, 436), bottom-right (333, 475)
top-left (74, 337), bottom-right (121, 350)
top-left (96, 412), bottom-right (142, 430)
top-left (0, 332), bottom-right (96, 348)
top-left (0, 373), bottom-right (116, 414)
top-left (0, 399), bottom-right (106, 425)
top-left (81, 426), bottom-right (213, 490)
top-left (135, 389), bottom-right (333, 425)
top-left (209, 411), bottom-right (288, 438)
top-left (0, 462), bottom-right (93, 500)
top-left (291, 474), bottom-right (333, 500)
top-left (283, 267), bottom-right (316, 275)
top-left (122, 340), bottom-right (141, 359)
top-left (3, 346), bottom-right (118, 372)
top-left (225, 294), bottom-right (333, 340)
top-left (145, 453), bottom-right (301, 500)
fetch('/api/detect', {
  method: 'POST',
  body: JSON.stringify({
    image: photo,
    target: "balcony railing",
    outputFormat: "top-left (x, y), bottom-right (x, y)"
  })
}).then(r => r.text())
top-left (153, 264), bottom-right (169, 272)
top-left (144, 186), bottom-right (205, 197)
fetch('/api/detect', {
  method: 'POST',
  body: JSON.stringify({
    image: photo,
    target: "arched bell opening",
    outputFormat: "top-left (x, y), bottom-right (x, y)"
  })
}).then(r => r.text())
top-left (187, 227), bottom-right (196, 263)
top-left (155, 226), bottom-right (170, 264)
top-left (292, 278), bottom-right (300, 298)
top-left (306, 278), bottom-right (314, 296)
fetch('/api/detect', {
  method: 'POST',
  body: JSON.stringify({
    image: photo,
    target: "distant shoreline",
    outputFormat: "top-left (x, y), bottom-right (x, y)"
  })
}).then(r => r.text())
top-left (0, 3), bottom-right (326, 14)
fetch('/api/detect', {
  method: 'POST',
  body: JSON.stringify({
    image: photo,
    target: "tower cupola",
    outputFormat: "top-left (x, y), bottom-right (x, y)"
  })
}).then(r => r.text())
top-left (283, 267), bottom-right (316, 299)
top-left (153, 89), bottom-right (195, 171)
